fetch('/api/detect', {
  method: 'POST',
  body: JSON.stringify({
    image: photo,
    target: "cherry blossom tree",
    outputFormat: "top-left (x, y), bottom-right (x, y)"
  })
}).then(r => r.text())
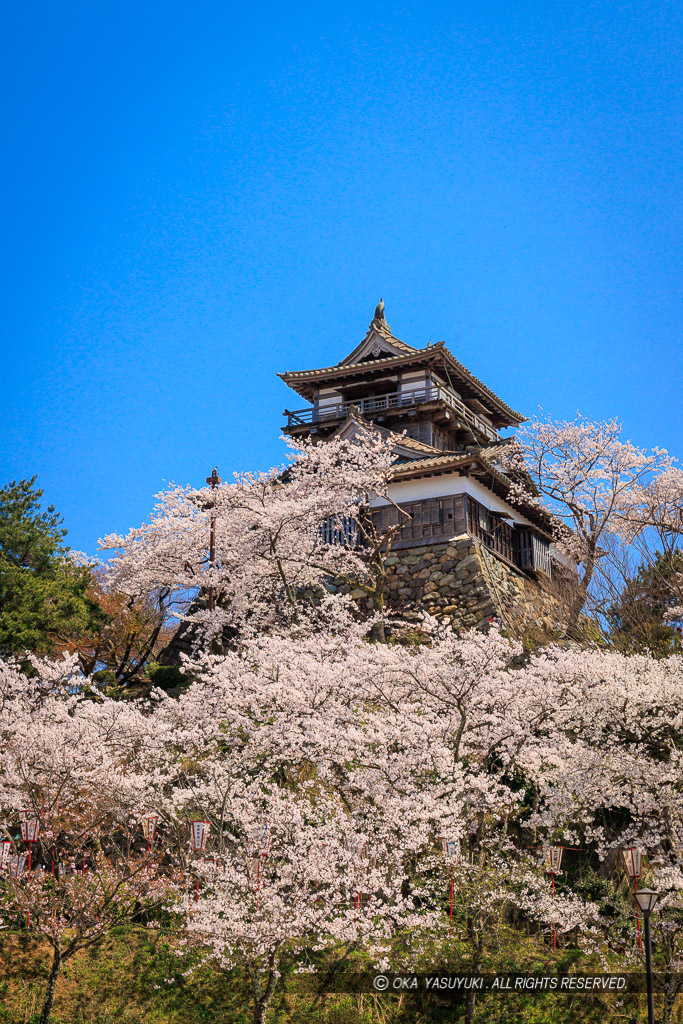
top-left (614, 466), bottom-right (683, 630)
top-left (129, 622), bottom-right (593, 1022)
top-left (181, 786), bottom-right (440, 1024)
top-left (7, 616), bottom-right (683, 1021)
top-left (0, 655), bottom-right (170, 1024)
top-left (99, 430), bottom-right (408, 646)
top-left (519, 645), bottom-right (683, 859)
top-left (502, 416), bottom-right (672, 631)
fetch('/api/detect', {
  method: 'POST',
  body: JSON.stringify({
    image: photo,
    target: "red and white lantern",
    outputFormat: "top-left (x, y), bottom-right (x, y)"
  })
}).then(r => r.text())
top-left (257, 825), bottom-right (270, 857)
top-left (441, 839), bottom-right (460, 865)
top-left (9, 854), bottom-right (27, 880)
top-left (544, 846), bottom-right (564, 949)
top-left (544, 845), bottom-right (563, 874)
top-left (141, 815), bottom-right (158, 842)
top-left (20, 816), bottom-right (40, 843)
top-left (623, 847), bottom-right (644, 949)
top-left (623, 848), bottom-right (642, 879)
top-left (190, 820), bottom-right (210, 852)
top-left (0, 840), bottom-right (10, 870)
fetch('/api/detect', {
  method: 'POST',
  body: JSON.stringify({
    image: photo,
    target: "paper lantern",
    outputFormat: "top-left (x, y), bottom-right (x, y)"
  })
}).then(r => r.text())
top-left (0, 840), bottom-right (10, 870)
top-left (441, 839), bottom-right (460, 864)
top-left (254, 824), bottom-right (270, 856)
top-left (9, 855), bottom-right (27, 880)
top-left (141, 815), bottom-right (158, 842)
top-left (190, 820), bottom-right (210, 852)
top-left (544, 845), bottom-right (563, 873)
top-left (20, 816), bottom-right (40, 843)
top-left (623, 848), bottom-right (643, 879)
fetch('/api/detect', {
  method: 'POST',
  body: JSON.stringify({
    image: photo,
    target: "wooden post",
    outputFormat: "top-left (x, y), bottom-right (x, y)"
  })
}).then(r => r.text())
top-left (205, 468), bottom-right (221, 612)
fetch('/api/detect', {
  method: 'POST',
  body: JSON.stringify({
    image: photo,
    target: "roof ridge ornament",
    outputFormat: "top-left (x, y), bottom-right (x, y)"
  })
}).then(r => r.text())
top-left (372, 296), bottom-right (390, 331)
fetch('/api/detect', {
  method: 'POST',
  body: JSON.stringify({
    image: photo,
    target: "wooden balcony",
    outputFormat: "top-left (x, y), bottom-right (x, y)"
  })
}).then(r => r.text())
top-left (284, 386), bottom-right (499, 443)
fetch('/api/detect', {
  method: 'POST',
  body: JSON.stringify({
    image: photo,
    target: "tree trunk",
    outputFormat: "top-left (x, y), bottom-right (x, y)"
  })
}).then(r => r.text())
top-left (252, 999), bottom-right (269, 1024)
top-left (252, 984), bottom-right (276, 1024)
top-left (369, 553), bottom-right (386, 642)
top-left (249, 965), bottom-right (278, 1024)
top-left (39, 945), bottom-right (62, 1024)
top-left (465, 988), bottom-right (477, 1024)
top-left (566, 548), bottom-right (597, 635)
top-left (369, 618), bottom-right (386, 642)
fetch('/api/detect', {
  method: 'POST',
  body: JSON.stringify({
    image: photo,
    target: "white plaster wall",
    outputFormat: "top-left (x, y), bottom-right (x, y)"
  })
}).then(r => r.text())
top-left (369, 472), bottom-right (536, 529)
top-left (317, 387), bottom-right (343, 410)
top-left (400, 372), bottom-right (429, 392)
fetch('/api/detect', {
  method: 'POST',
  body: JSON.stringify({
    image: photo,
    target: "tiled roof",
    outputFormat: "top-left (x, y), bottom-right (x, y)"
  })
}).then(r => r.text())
top-left (279, 341), bottom-right (525, 424)
top-left (279, 349), bottom-right (416, 380)
top-left (362, 317), bottom-right (416, 356)
top-left (391, 452), bottom-right (473, 476)
top-left (390, 448), bottom-right (554, 535)
top-left (388, 433), bottom-right (444, 456)
top-left (334, 408), bottom-right (443, 456)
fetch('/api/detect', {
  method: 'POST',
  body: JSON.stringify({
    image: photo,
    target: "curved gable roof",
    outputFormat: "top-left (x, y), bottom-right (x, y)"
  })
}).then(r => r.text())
top-left (338, 317), bottom-right (416, 365)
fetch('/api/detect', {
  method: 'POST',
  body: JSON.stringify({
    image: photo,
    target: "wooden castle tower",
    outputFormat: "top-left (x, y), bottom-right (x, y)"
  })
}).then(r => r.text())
top-left (279, 299), bottom-right (556, 581)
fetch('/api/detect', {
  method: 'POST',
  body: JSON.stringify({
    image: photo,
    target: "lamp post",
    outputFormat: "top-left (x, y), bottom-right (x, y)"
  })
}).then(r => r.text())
top-left (634, 887), bottom-right (659, 1024)
top-left (205, 468), bottom-right (221, 613)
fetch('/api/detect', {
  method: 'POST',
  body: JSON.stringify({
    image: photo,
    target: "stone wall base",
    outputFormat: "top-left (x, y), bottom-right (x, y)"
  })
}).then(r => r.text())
top-left (383, 534), bottom-right (573, 640)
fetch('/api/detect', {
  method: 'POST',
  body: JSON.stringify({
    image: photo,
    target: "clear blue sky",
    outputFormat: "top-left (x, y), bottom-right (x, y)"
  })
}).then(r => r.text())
top-left (1, 1), bottom-right (681, 554)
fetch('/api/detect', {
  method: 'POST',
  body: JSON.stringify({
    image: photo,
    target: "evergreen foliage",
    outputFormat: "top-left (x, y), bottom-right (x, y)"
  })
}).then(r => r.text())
top-left (0, 477), bottom-right (105, 657)
top-left (608, 551), bottom-right (683, 657)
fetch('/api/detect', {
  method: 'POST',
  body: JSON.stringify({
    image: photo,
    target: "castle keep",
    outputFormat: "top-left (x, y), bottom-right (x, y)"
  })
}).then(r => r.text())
top-left (279, 301), bottom-right (571, 636)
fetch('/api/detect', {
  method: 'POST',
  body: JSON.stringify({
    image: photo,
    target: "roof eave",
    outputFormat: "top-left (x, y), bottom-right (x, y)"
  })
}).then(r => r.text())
top-left (391, 454), bottom-right (555, 537)
top-left (279, 344), bottom-right (526, 426)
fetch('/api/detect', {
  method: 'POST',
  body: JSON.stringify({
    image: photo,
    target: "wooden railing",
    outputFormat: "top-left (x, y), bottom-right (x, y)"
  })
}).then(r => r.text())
top-left (465, 497), bottom-right (552, 576)
top-left (285, 386), bottom-right (499, 442)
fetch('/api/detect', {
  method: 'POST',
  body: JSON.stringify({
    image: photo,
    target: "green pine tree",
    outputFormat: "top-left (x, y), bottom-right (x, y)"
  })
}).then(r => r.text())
top-left (608, 550), bottom-right (683, 658)
top-left (0, 477), bottom-right (105, 657)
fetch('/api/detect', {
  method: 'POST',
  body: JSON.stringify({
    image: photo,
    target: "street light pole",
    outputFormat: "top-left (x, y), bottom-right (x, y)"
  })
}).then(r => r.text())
top-left (643, 914), bottom-right (655, 1024)
top-left (635, 887), bottom-right (659, 1024)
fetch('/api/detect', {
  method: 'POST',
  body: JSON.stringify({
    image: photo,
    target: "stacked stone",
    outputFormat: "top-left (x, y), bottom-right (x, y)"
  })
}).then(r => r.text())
top-left (384, 535), bottom-right (496, 630)
top-left (383, 534), bottom-right (568, 638)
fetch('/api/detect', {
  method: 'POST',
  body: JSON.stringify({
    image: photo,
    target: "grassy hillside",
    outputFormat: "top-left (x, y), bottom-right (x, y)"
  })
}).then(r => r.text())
top-left (0, 925), bottom-right (664, 1024)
